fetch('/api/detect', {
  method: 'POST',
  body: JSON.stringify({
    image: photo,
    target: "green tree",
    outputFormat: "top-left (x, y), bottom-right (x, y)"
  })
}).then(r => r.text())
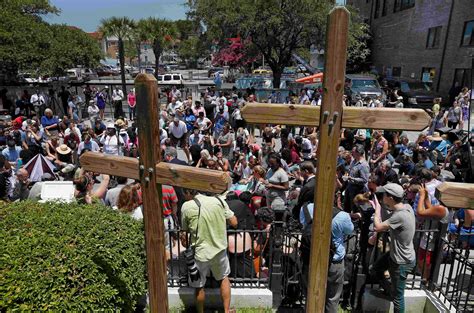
top-left (177, 36), bottom-right (202, 67)
top-left (188, 0), bottom-right (369, 88)
top-left (139, 18), bottom-right (177, 78)
top-left (100, 17), bottom-right (135, 95)
top-left (41, 25), bottom-right (102, 76)
top-left (0, 0), bottom-right (102, 79)
top-left (0, 0), bottom-right (59, 76)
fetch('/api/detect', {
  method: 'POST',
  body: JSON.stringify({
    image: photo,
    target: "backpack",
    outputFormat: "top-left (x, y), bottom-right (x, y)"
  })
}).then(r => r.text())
top-left (300, 204), bottom-right (341, 265)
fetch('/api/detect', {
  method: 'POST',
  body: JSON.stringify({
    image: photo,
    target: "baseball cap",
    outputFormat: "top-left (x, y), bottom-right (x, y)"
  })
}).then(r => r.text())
top-left (106, 122), bottom-right (115, 129)
top-left (376, 183), bottom-right (404, 198)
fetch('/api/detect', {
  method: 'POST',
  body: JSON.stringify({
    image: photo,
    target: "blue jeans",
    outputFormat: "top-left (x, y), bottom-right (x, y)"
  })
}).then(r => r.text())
top-left (372, 252), bottom-right (415, 313)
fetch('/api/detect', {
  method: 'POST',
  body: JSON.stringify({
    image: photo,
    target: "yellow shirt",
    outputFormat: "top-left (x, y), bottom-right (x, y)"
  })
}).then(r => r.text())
top-left (181, 194), bottom-right (234, 262)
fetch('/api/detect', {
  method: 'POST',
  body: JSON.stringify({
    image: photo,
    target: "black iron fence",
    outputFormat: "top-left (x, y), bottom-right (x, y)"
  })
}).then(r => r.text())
top-left (166, 212), bottom-right (473, 312)
top-left (166, 227), bottom-right (270, 289)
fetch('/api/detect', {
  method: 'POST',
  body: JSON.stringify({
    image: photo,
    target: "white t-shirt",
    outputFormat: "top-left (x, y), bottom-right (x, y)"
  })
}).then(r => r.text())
top-left (196, 117), bottom-right (211, 131)
top-left (167, 101), bottom-right (183, 116)
top-left (168, 121), bottom-right (187, 138)
top-left (189, 133), bottom-right (204, 146)
top-left (64, 127), bottom-right (81, 138)
top-left (112, 89), bottom-right (124, 101)
top-left (100, 134), bottom-right (125, 155)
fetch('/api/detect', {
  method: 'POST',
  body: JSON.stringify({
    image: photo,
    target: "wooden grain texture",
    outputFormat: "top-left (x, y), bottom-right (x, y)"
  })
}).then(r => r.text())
top-left (79, 152), bottom-right (140, 180)
top-left (306, 7), bottom-right (349, 313)
top-left (241, 104), bottom-right (431, 131)
top-left (135, 73), bottom-right (169, 313)
top-left (436, 182), bottom-right (474, 209)
top-left (79, 153), bottom-right (229, 193)
top-left (156, 162), bottom-right (230, 193)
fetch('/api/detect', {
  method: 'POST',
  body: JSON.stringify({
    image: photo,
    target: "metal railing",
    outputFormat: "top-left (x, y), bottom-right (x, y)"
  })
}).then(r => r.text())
top-left (165, 213), bottom-right (473, 312)
top-left (432, 220), bottom-right (473, 312)
top-left (166, 227), bottom-right (270, 289)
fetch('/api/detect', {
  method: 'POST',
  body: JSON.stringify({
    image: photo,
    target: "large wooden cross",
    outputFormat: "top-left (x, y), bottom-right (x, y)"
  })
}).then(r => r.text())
top-left (80, 75), bottom-right (230, 313)
top-left (240, 7), bottom-right (431, 312)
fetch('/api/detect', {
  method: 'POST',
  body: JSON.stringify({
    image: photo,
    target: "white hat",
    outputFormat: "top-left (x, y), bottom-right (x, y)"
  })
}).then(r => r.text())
top-left (106, 122), bottom-right (115, 129)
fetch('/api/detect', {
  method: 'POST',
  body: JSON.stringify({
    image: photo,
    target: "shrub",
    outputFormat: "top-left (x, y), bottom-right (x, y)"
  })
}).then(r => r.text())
top-left (0, 201), bottom-right (147, 311)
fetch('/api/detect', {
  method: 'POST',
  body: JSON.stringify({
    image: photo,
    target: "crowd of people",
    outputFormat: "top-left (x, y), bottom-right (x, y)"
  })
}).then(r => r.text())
top-left (0, 83), bottom-right (473, 313)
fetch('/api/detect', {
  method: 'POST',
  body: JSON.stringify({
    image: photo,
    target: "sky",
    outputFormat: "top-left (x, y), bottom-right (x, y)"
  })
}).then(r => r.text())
top-left (47, 0), bottom-right (188, 32)
top-left (47, 0), bottom-right (346, 33)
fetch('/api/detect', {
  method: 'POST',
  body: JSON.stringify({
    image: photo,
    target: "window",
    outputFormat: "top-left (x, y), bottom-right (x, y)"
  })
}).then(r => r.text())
top-left (461, 20), bottom-right (474, 46)
top-left (392, 67), bottom-right (401, 77)
top-left (374, 0), bottom-right (380, 19)
top-left (453, 69), bottom-right (472, 89)
top-left (421, 67), bottom-right (436, 83)
top-left (426, 26), bottom-right (442, 48)
top-left (394, 0), bottom-right (415, 12)
top-left (382, 0), bottom-right (387, 16)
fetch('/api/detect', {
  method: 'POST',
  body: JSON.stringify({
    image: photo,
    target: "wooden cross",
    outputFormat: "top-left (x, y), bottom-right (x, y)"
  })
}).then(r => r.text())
top-left (436, 182), bottom-right (474, 209)
top-left (79, 74), bottom-right (230, 313)
top-left (241, 7), bottom-right (431, 313)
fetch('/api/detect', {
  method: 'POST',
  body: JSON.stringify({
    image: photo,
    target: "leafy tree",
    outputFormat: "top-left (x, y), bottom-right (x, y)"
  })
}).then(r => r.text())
top-left (177, 36), bottom-right (202, 67)
top-left (139, 18), bottom-right (177, 78)
top-left (0, 0), bottom-right (102, 79)
top-left (0, 0), bottom-right (58, 76)
top-left (212, 36), bottom-right (256, 69)
top-left (100, 17), bottom-right (135, 95)
top-left (41, 25), bottom-right (102, 76)
top-left (188, 0), bottom-right (370, 88)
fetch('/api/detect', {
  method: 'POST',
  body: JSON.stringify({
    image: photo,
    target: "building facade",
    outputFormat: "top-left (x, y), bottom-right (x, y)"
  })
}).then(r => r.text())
top-left (348, 0), bottom-right (474, 97)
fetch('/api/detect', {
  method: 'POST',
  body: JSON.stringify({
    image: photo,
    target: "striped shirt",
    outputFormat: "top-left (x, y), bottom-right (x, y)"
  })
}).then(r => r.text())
top-left (162, 185), bottom-right (178, 216)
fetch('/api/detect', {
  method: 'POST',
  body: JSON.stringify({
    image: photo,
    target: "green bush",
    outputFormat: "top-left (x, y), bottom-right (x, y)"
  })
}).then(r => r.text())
top-left (0, 201), bottom-right (147, 311)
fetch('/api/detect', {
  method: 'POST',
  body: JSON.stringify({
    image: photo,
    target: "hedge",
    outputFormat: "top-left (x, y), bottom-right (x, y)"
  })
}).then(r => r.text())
top-left (0, 201), bottom-right (147, 311)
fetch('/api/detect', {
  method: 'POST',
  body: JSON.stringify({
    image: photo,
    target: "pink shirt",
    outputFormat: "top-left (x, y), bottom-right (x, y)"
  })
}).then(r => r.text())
top-left (128, 93), bottom-right (136, 107)
top-left (192, 105), bottom-right (206, 117)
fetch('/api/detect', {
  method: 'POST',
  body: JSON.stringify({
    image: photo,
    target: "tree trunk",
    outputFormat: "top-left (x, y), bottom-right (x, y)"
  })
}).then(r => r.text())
top-left (153, 39), bottom-right (163, 79)
top-left (136, 42), bottom-right (141, 72)
top-left (118, 38), bottom-right (127, 97)
top-left (271, 66), bottom-right (283, 89)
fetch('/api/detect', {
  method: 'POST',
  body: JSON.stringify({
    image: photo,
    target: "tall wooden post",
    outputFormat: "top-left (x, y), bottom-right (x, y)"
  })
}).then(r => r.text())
top-left (306, 7), bottom-right (349, 313)
top-left (135, 74), bottom-right (168, 312)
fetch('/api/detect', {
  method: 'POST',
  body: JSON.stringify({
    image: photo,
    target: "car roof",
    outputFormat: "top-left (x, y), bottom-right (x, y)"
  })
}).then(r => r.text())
top-left (346, 74), bottom-right (377, 79)
top-left (385, 77), bottom-right (424, 83)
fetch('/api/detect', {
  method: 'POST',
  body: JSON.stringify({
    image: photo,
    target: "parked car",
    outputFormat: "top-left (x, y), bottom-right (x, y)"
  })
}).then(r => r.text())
top-left (157, 73), bottom-right (184, 86)
top-left (384, 78), bottom-right (441, 109)
top-left (252, 68), bottom-right (273, 75)
top-left (345, 74), bottom-right (386, 104)
top-left (66, 68), bottom-right (98, 81)
top-left (18, 73), bottom-right (38, 83)
top-left (96, 66), bottom-right (116, 77)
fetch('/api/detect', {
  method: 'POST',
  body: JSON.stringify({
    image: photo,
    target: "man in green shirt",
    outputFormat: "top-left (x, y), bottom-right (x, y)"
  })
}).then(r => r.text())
top-left (181, 189), bottom-right (237, 313)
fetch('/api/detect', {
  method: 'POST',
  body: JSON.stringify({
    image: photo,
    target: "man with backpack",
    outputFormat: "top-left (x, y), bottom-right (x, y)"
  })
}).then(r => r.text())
top-left (300, 196), bottom-right (354, 313)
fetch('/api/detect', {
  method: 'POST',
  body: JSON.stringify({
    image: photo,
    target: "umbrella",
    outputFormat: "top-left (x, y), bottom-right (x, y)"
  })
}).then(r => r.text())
top-left (23, 154), bottom-right (56, 182)
top-left (295, 72), bottom-right (324, 84)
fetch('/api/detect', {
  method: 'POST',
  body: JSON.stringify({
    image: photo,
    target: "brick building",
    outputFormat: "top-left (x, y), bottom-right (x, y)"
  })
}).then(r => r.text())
top-left (347, 0), bottom-right (474, 97)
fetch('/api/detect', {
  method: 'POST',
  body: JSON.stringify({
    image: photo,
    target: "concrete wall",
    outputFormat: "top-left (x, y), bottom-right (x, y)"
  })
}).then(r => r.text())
top-left (348, 0), bottom-right (474, 96)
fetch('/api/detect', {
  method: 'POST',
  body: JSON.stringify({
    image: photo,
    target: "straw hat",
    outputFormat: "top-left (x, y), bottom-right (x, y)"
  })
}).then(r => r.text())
top-left (56, 144), bottom-right (72, 155)
top-left (427, 131), bottom-right (443, 142)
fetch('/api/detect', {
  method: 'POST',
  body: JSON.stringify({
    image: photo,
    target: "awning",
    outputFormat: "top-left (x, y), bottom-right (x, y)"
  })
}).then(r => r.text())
top-left (295, 72), bottom-right (324, 84)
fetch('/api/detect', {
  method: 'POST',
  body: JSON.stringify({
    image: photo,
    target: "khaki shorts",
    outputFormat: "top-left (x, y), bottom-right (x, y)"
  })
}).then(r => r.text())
top-left (189, 249), bottom-right (230, 288)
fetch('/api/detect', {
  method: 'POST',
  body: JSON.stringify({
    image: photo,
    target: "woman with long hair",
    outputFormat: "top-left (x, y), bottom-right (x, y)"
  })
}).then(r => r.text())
top-left (116, 184), bottom-right (142, 220)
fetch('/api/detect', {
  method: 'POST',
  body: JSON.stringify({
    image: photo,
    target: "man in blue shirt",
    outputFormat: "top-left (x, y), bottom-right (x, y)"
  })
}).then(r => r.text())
top-left (2, 139), bottom-right (22, 165)
top-left (300, 202), bottom-right (354, 313)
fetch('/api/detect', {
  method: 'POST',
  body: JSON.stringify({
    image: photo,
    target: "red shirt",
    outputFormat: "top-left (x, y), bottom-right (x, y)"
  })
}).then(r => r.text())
top-left (161, 185), bottom-right (178, 216)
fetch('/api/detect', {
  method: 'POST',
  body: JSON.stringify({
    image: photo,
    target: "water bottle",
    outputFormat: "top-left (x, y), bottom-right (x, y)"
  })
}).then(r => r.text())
top-left (16, 158), bottom-right (23, 171)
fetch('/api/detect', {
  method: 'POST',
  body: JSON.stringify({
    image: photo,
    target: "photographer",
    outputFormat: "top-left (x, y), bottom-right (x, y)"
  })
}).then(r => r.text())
top-left (100, 123), bottom-right (124, 156)
top-left (180, 189), bottom-right (237, 313)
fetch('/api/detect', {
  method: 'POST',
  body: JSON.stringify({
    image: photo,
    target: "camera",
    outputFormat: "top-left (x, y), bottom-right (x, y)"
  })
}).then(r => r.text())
top-left (184, 248), bottom-right (200, 282)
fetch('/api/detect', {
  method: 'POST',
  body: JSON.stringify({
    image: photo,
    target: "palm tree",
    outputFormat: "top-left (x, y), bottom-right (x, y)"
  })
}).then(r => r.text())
top-left (99, 17), bottom-right (135, 97)
top-left (133, 20), bottom-right (149, 71)
top-left (140, 18), bottom-right (177, 78)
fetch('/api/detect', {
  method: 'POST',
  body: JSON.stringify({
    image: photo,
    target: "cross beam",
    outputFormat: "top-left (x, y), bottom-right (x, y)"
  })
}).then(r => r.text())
top-left (436, 182), bottom-right (474, 209)
top-left (241, 103), bottom-right (431, 131)
top-left (80, 152), bottom-right (230, 193)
